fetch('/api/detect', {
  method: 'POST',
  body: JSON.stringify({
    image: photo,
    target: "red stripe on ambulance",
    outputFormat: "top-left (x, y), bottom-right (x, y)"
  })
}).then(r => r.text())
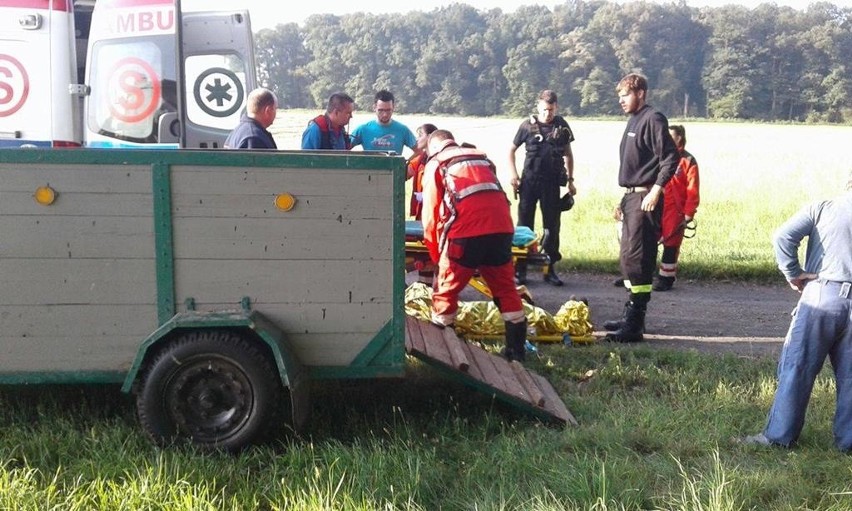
top-left (0, 0), bottom-right (71, 11)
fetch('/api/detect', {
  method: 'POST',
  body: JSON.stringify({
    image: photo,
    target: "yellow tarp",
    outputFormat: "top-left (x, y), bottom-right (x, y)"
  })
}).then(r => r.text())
top-left (404, 282), bottom-right (595, 344)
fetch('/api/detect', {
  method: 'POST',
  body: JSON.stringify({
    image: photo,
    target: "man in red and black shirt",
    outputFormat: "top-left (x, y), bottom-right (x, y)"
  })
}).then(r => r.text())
top-left (422, 129), bottom-right (528, 361)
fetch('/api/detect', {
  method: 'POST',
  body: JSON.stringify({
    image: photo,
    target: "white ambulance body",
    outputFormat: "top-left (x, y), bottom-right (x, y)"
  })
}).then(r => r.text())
top-left (0, 0), bottom-right (87, 147)
top-left (0, 0), bottom-right (255, 149)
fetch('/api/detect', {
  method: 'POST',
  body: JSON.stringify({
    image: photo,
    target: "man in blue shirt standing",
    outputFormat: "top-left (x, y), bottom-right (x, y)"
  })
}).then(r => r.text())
top-left (224, 88), bottom-right (278, 149)
top-left (742, 172), bottom-right (852, 451)
top-left (301, 92), bottom-right (355, 150)
top-left (350, 90), bottom-right (417, 155)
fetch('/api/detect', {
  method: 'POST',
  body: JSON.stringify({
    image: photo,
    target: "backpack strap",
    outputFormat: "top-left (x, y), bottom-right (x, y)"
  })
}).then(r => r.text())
top-left (312, 115), bottom-right (352, 150)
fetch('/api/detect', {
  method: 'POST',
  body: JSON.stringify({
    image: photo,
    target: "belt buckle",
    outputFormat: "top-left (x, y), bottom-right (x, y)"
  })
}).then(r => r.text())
top-left (840, 282), bottom-right (851, 298)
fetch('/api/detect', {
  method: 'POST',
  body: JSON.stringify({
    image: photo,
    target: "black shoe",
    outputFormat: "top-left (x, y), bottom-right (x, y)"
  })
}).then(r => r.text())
top-left (544, 272), bottom-right (563, 286)
top-left (613, 278), bottom-right (625, 288)
top-left (603, 319), bottom-right (624, 331)
top-left (543, 265), bottom-right (563, 286)
top-left (603, 301), bottom-right (646, 343)
top-left (653, 276), bottom-right (675, 292)
top-left (603, 300), bottom-right (630, 331)
top-left (604, 329), bottom-right (644, 343)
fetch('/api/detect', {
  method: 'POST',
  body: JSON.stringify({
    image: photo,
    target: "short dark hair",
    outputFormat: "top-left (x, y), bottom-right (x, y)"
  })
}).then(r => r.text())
top-left (617, 74), bottom-right (648, 94)
top-left (326, 92), bottom-right (354, 114)
top-left (669, 124), bottom-right (686, 146)
top-left (416, 123), bottom-right (438, 137)
top-left (375, 90), bottom-right (394, 103)
top-left (538, 90), bottom-right (558, 104)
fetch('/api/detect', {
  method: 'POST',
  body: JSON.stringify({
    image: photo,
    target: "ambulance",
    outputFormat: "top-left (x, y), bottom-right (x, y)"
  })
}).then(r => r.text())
top-left (0, 0), bottom-right (256, 148)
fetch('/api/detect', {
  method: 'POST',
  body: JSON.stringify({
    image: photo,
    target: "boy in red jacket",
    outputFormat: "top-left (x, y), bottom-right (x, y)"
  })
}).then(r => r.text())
top-left (655, 124), bottom-right (700, 291)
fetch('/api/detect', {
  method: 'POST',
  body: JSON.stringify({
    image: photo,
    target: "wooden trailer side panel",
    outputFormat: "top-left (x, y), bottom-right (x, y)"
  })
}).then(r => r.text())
top-left (0, 163), bottom-right (158, 374)
top-left (0, 150), bottom-right (406, 382)
top-left (170, 163), bottom-right (397, 366)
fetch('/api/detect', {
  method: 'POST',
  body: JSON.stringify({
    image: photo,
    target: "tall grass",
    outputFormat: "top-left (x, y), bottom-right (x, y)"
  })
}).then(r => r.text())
top-left (4, 345), bottom-right (852, 510)
top-left (272, 113), bottom-right (852, 280)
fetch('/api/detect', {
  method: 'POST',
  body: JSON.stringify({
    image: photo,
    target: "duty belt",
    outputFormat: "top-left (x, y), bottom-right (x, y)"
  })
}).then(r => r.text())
top-left (624, 186), bottom-right (650, 193)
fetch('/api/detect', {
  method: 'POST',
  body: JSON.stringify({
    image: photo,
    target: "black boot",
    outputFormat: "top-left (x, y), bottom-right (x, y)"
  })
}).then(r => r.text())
top-left (502, 320), bottom-right (527, 362)
top-left (603, 300), bottom-right (630, 331)
top-left (514, 262), bottom-right (527, 285)
top-left (653, 276), bottom-right (675, 291)
top-left (543, 264), bottom-right (563, 286)
top-left (603, 302), bottom-right (646, 343)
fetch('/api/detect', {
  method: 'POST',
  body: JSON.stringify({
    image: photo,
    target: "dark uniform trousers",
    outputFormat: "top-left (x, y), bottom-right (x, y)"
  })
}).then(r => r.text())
top-left (517, 177), bottom-right (562, 264)
top-left (619, 190), bottom-right (663, 290)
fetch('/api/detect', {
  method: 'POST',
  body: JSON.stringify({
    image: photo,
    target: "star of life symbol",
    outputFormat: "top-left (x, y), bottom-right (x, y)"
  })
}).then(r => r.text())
top-left (193, 68), bottom-right (244, 118)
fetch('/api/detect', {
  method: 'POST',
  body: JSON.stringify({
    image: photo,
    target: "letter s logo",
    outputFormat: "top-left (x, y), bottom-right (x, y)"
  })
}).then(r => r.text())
top-left (0, 54), bottom-right (29, 117)
top-left (116, 69), bottom-right (146, 112)
top-left (0, 66), bottom-right (13, 105)
top-left (106, 57), bottom-right (161, 123)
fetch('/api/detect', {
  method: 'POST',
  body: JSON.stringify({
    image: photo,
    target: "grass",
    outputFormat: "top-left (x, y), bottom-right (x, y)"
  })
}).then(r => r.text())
top-left (3, 345), bottom-right (852, 510)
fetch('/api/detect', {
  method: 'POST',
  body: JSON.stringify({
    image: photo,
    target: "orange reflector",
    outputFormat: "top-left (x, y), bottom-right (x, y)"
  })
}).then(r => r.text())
top-left (34, 186), bottom-right (56, 205)
top-left (275, 193), bottom-right (296, 211)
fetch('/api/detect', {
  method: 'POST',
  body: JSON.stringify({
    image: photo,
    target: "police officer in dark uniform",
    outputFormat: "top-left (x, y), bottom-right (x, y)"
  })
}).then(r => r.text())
top-left (508, 90), bottom-right (575, 286)
top-left (603, 74), bottom-right (679, 343)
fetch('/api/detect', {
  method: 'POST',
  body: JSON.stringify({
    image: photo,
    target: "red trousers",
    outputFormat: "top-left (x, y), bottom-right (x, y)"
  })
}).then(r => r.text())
top-left (431, 234), bottom-right (524, 326)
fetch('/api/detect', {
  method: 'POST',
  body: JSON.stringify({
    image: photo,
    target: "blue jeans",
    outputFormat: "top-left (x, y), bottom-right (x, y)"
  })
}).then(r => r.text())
top-left (764, 279), bottom-right (852, 450)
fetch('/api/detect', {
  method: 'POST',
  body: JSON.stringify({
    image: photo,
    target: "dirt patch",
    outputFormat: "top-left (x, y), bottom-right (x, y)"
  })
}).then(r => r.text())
top-left (488, 271), bottom-right (796, 358)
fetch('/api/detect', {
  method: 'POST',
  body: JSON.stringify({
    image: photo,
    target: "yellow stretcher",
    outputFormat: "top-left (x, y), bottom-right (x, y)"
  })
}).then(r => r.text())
top-left (404, 221), bottom-right (549, 303)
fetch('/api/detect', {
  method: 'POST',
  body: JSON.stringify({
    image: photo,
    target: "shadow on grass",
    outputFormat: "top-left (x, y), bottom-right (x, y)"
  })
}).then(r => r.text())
top-left (565, 258), bottom-right (779, 283)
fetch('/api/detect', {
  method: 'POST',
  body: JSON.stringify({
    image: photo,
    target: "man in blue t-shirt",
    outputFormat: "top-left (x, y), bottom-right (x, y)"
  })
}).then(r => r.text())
top-left (350, 90), bottom-right (417, 155)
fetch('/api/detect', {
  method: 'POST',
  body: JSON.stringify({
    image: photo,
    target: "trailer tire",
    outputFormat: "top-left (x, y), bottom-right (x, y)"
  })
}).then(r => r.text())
top-left (136, 329), bottom-right (282, 452)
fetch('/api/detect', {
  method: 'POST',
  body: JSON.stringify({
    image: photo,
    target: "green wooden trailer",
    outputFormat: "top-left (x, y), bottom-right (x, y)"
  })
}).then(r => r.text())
top-left (0, 148), bottom-right (574, 451)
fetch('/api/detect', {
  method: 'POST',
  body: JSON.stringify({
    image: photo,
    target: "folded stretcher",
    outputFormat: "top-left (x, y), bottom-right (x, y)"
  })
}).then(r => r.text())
top-left (404, 221), bottom-right (549, 303)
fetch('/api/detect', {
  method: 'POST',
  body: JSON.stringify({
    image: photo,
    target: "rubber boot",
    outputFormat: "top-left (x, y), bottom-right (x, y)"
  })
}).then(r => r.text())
top-left (603, 302), bottom-right (646, 343)
top-left (603, 300), bottom-right (630, 331)
top-left (502, 319), bottom-right (527, 362)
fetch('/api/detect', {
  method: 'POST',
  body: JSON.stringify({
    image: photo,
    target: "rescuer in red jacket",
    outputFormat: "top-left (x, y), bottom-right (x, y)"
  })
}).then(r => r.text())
top-left (655, 124), bottom-right (700, 291)
top-left (421, 129), bottom-right (528, 362)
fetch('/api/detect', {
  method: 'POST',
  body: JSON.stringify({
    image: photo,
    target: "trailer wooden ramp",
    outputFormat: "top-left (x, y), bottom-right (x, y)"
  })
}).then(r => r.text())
top-left (404, 316), bottom-right (578, 426)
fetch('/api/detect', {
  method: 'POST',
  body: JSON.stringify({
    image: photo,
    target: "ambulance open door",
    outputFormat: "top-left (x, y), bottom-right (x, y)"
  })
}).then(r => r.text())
top-left (174, 8), bottom-right (257, 148)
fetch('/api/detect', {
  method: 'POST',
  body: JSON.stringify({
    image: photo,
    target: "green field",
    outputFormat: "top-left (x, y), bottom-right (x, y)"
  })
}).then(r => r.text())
top-left (273, 113), bottom-right (852, 280)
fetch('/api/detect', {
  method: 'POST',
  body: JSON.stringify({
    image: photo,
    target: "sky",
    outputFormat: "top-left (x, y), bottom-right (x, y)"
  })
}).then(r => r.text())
top-left (193, 0), bottom-right (852, 31)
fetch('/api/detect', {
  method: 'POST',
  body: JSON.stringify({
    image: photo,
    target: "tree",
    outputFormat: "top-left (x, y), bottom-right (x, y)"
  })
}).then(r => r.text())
top-left (254, 24), bottom-right (311, 108)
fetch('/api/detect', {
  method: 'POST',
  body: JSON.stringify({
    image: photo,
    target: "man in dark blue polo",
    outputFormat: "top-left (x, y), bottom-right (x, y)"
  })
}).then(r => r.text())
top-left (224, 88), bottom-right (278, 149)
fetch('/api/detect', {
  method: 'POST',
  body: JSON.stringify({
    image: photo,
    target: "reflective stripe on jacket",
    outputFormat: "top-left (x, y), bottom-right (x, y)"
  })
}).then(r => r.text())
top-left (421, 144), bottom-right (513, 261)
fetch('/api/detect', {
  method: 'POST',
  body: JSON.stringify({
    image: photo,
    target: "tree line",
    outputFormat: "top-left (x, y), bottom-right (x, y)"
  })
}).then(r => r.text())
top-left (253, 0), bottom-right (852, 123)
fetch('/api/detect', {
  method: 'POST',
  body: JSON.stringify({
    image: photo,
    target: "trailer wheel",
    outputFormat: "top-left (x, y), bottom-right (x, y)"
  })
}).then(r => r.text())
top-left (136, 330), bottom-right (282, 451)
